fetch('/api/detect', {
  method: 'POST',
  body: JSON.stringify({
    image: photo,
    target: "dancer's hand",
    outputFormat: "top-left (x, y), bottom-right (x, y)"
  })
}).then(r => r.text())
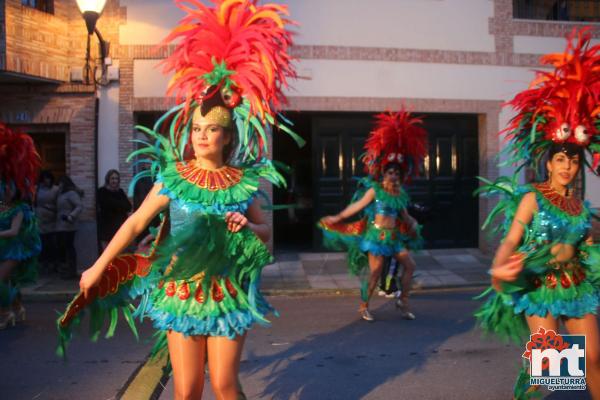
top-left (322, 215), bottom-right (342, 225)
top-left (79, 265), bottom-right (104, 298)
top-left (489, 253), bottom-right (524, 288)
top-left (225, 211), bottom-right (248, 233)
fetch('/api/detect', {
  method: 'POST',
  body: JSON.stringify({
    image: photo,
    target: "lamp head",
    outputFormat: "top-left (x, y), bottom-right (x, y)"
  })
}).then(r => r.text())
top-left (76, 0), bottom-right (107, 34)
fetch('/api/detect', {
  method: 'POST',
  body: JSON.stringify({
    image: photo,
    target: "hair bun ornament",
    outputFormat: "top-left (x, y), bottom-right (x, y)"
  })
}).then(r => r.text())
top-left (501, 27), bottom-right (600, 173)
top-left (362, 109), bottom-right (428, 181)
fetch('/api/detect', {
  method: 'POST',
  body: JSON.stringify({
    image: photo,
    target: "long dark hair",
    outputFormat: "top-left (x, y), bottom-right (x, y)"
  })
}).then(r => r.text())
top-left (58, 175), bottom-right (84, 197)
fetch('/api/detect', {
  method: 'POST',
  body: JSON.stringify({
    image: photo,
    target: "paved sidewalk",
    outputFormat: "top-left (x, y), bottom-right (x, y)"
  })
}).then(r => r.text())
top-left (266, 248), bottom-right (491, 292)
top-left (22, 249), bottom-right (491, 301)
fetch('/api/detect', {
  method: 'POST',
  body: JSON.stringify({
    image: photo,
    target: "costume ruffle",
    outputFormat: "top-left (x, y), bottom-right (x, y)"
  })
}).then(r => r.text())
top-left (57, 214), bottom-right (274, 357)
top-left (0, 203), bottom-right (40, 286)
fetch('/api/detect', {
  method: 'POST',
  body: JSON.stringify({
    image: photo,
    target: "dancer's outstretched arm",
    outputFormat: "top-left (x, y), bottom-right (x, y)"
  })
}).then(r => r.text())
top-left (322, 188), bottom-right (375, 224)
top-left (79, 184), bottom-right (169, 296)
top-left (489, 192), bottom-right (536, 287)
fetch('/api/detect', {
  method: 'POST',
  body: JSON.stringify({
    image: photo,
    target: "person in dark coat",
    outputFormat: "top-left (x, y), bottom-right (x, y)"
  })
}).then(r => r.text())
top-left (97, 169), bottom-right (132, 251)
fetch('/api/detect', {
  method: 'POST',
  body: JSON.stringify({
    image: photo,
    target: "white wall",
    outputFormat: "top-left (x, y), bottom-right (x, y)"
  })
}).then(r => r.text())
top-left (133, 59), bottom-right (172, 98)
top-left (98, 82), bottom-right (120, 186)
top-left (585, 168), bottom-right (600, 207)
top-left (120, 0), bottom-right (185, 45)
top-left (289, 59), bottom-right (536, 100)
top-left (133, 58), bottom-right (538, 101)
top-left (278, 0), bottom-right (495, 52)
top-left (120, 0), bottom-right (495, 51)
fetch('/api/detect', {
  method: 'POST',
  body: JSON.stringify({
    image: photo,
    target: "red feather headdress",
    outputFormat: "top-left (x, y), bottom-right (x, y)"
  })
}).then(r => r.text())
top-left (161, 0), bottom-right (296, 120)
top-left (151, 0), bottom-right (301, 164)
top-left (362, 110), bottom-right (429, 180)
top-left (0, 123), bottom-right (41, 198)
top-left (503, 27), bottom-right (600, 171)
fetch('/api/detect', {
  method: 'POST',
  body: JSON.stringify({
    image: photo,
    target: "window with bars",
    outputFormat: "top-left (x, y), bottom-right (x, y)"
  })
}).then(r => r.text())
top-left (513, 0), bottom-right (600, 22)
top-left (21, 0), bottom-right (54, 14)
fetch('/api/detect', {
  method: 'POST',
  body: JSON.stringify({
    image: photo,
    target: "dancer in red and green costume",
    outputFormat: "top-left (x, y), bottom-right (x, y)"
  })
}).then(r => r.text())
top-left (319, 111), bottom-right (428, 322)
top-left (0, 123), bottom-right (41, 330)
top-left (475, 28), bottom-right (600, 399)
top-left (57, 1), bottom-right (303, 399)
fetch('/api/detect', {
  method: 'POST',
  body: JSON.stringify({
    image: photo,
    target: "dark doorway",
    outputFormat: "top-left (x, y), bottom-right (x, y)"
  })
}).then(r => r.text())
top-left (417, 114), bottom-right (479, 248)
top-left (273, 112), bottom-right (314, 251)
top-left (28, 130), bottom-right (66, 180)
top-left (310, 112), bottom-right (479, 250)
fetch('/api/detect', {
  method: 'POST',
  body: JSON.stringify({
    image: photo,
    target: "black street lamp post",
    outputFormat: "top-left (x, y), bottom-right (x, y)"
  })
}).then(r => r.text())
top-left (76, 0), bottom-right (109, 85)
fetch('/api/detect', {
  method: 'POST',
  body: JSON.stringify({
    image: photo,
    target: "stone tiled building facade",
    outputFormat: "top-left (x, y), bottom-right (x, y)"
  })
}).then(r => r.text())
top-left (1, 0), bottom-right (599, 259)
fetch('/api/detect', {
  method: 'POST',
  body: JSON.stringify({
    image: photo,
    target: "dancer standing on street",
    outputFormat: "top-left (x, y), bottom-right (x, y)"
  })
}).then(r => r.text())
top-left (475, 28), bottom-right (600, 399)
top-left (319, 111), bottom-right (428, 322)
top-left (57, 1), bottom-right (302, 399)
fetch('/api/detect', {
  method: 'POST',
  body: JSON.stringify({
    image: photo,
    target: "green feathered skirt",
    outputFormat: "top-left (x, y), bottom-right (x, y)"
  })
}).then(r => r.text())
top-left (475, 244), bottom-right (600, 344)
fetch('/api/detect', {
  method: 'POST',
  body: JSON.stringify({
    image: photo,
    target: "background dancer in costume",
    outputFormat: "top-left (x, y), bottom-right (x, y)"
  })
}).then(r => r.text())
top-left (57, 1), bottom-right (302, 399)
top-left (475, 28), bottom-right (600, 399)
top-left (319, 111), bottom-right (428, 322)
top-left (0, 123), bottom-right (41, 329)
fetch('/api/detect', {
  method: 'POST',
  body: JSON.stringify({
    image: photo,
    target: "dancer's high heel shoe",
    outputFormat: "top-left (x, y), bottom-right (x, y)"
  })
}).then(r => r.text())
top-left (0, 311), bottom-right (16, 330)
top-left (395, 299), bottom-right (416, 320)
top-left (13, 305), bottom-right (25, 323)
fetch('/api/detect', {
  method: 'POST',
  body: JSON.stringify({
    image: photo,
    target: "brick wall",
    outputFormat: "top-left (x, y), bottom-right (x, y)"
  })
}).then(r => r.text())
top-left (0, 84), bottom-right (96, 221)
top-left (3, 0), bottom-right (123, 82)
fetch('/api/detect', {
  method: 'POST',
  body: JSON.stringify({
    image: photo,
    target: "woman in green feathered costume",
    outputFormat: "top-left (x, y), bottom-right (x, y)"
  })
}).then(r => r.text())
top-left (0, 123), bottom-right (41, 330)
top-left (319, 111), bottom-right (428, 322)
top-left (58, 1), bottom-right (303, 399)
top-left (475, 28), bottom-right (600, 400)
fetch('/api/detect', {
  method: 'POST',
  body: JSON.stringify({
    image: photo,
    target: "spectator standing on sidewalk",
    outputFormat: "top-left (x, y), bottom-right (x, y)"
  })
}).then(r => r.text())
top-left (97, 169), bottom-right (131, 251)
top-left (35, 170), bottom-right (59, 274)
top-left (55, 176), bottom-right (83, 280)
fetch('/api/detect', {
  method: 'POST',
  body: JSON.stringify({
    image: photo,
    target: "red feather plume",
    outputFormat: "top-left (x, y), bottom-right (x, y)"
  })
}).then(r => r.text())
top-left (505, 27), bottom-right (600, 151)
top-left (161, 0), bottom-right (296, 120)
top-left (362, 110), bottom-right (429, 180)
top-left (0, 123), bottom-right (41, 198)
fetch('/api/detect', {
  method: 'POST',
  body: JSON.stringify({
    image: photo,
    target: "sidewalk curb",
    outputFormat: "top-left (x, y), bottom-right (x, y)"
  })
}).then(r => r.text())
top-left (23, 282), bottom-right (489, 302)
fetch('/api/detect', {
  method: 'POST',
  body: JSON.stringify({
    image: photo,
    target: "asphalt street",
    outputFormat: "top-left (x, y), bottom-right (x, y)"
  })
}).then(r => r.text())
top-left (0, 290), bottom-right (592, 400)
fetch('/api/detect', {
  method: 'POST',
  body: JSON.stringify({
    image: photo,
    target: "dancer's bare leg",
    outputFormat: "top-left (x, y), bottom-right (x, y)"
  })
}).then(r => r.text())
top-left (364, 253), bottom-right (384, 306)
top-left (394, 251), bottom-right (416, 318)
top-left (167, 331), bottom-right (207, 400)
top-left (564, 314), bottom-right (600, 400)
top-left (207, 334), bottom-right (246, 400)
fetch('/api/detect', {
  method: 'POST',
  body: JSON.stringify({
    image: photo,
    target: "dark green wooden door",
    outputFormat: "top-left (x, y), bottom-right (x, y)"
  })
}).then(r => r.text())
top-left (418, 115), bottom-right (479, 248)
top-left (312, 114), bottom-right (372, 248)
